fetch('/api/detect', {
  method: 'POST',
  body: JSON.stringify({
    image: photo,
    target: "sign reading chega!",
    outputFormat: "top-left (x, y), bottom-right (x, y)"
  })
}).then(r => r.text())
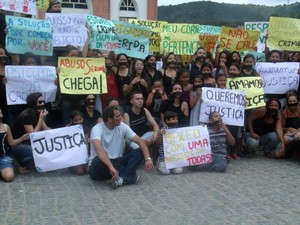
top-left (163, 126), bottom-right (211, 169)
top-left (58, 57), bottom-right (107, 95)
top-left (220, 26), bottom-right (260, 52)
top-left (5, 15), bottom-right (53, 56)
top-left (30, 125), bottom-right (88, 172)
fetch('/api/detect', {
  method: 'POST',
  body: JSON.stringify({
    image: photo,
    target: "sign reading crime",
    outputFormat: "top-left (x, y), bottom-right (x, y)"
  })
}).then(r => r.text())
top-left (163, 126), bottom-right (211, 169)
top-left (256, 62), bottom-right (300, 94)
top-left (58, 57), bottom-right (107, 95)
top-left (30, 125), bottom-right (88, 172)
top-left (113, 20), bottom-right (151, 59)
top-left (227, 77), bottom-right (265, 109)
top-left (86, 15), bottom-right (119, 51)
top-left (5, 15), bottom-right (53, 56)
top-left (220, 26), bottom-right (260, 52)
top-left (160, 23), bottom-right (200, 55)
top-left (268, 16), bottom-right (300, 51)
top-left (128, 19), bottom-right (167, 52)
top-left (46, 13), bottom-right (87, 47)
top-left (0, 0), bottom-right (36, 15)
top-left (5, 66), bottom-right (57, 105)
top-left (200, 88), bottom-right (245, 126)
top-left (244, 21), bottom-right (269, 53)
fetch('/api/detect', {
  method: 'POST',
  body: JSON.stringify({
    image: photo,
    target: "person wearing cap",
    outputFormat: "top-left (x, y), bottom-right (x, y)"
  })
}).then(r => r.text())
top-left (47, 0), bottom-right (62, 13)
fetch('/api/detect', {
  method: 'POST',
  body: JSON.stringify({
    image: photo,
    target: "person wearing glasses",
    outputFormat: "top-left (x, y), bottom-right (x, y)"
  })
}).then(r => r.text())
top-left (11, 93), bottom-right (50, 173)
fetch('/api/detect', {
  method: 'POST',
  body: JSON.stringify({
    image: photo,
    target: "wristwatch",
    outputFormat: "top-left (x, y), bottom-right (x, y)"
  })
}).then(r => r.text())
top-left (145, 157), bottom-right (152, 161)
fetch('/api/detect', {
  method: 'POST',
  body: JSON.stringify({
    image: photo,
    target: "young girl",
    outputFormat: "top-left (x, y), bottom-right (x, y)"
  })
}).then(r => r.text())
top-left (68, 110), bottom-right (89, 175)
top-left (200, 62), bottom-right (213, 76)
top-left (228, 63), bottom-right (241, 78)
top-left (0, 108), bottom-right (29, 181)
top-left (216, 74), bottom-right (227, 89)
top-left (241, 54), bottom-right (259, 77)
top-left (177, 68), bottom-right (193, 104)
top-left (213, 50), bottom-right (231, 77)
top-left (189, 75), bottom-right (203, 126)
top-left (145, 79), bottom-right (168, 126)
top-left (160, 52), bottom-right (177, 95)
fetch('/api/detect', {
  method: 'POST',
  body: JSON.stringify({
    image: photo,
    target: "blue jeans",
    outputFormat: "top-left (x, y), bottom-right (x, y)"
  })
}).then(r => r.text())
top-left (189, 154), bottom-right (227, 173)
top-left (0, 156), bottom-right (14, 170)
top-left (11, 143), bottom-right (34, 167)
top-left (89, 149), bottom-right (143, 183)
top-left (244, 131), bottom-right (280, 154)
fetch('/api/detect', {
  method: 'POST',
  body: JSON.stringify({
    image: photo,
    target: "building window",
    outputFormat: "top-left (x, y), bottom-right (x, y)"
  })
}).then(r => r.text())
top-left (61, 0), bottom-right (88, 9)
top-left (120, 0), bottom-right (136, 11)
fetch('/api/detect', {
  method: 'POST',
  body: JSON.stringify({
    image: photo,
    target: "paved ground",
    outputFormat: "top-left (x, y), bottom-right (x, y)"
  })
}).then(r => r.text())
top-left (1, 156), bottom-right (300, 225)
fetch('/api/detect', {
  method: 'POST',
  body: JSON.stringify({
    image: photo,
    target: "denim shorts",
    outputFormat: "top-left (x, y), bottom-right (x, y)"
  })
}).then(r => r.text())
top-left (0, 156), bottom-right (14, 170)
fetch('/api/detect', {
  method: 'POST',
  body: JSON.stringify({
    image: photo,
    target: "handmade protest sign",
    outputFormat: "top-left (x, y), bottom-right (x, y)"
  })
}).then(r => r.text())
top-left (219, 26), bottom-right (260, 52)
top-left (200, 88), bottom-right (245, 126)
top-left (163, 125), bottom-right (211, 169)
top-left (46, 13), bottom-right (87, 47)
top-left (244, 22), bottom-right (269, 53)
top-left (227, 77), bottom-right (265, 109)
top-left (30, 125), bottom-right (88, 172)
top-left (268, 17), bottom-right (300, 51)
top-left (256, 62), bottom-right (300, 94)
top-left (86, 15), bottom-right (118, 51)
top-left (5, 66), bottom-right (57, 105)
top-left (160, 23), bottom-right (200, 55)
top-left (36, 0), bottom-right (49, 10)
top-left (5, 15), bottom-right (53, 56)
top-left (128, 19), bottom-right (167, 52)
top-left (113, 20), bottom-right (151, 59)
top-left (199, 25), bottom-right (221, 53)
top-left (0, 0), bottom-right (36, 15)
top-left (58, 57), bottom-right (107, 95)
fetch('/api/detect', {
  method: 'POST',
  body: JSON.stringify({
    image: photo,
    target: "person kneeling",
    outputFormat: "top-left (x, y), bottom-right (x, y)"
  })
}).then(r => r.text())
top-left (88, 106), bottom-right (153, 189)
top-left (189, 111), bottom-right (235, 173)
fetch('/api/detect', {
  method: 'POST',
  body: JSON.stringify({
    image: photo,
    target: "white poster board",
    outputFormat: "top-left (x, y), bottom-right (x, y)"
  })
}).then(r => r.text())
top-left (163, 125), bottom-right (211, 169)
top-left (5, 66), bottom-right (57, 105)
top-left (200, 88), bottom-right (246, 126)
top-left (256, 62), bottom-right (300, 94)
top-left (0, 0), bottom-right (36, 15)
top-left (30, 125), bottom-right (88, 172)
top-left (46, 13), bottom-right (87, 47)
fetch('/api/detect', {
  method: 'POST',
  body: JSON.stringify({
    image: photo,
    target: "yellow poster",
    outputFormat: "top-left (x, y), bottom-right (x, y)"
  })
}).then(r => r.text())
top-left (160, 23), bottom-right (200, 55)
top-left (227, 77), bottom-right (265, 109)
top-left (37, 0), bottom-right (49, 10)
top-left (128, 19), bottom-right (167, 52)
top-left (58, 57), bottom-right (107, 95)
top-left (219, 26), bottom-right (260, 52)
top-left (199, 34), bottom-right (219, 53)
top-left (268, 16), bottom-right (300, 51)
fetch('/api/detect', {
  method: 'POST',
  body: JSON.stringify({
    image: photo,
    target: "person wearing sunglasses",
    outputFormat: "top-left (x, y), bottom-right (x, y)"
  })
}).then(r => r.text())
top-left (11, 93), bottom-right (50, 173)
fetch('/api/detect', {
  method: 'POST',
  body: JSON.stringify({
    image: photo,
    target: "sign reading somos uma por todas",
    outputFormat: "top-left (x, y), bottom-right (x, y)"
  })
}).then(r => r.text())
top-left (30, 125), bottom-right (88, 172)
top-left (163, 125), bottom-right (211, 169)
top-left (58, 57), bottom-right (107, 95)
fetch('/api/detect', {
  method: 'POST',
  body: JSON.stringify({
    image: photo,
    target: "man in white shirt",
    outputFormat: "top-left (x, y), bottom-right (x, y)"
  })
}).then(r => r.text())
top-left (89, 106), bottom-right (153, 189)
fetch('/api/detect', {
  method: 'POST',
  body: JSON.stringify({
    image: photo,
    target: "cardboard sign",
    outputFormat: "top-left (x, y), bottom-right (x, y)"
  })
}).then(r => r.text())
top-left (0, 0), bottom-right (36, 15)
top-left (58, 57), bottom-right (107, 95)
top-left (256, 62), bottom-right (300, 94)
top-left (244, 22), bottom-right (269, 53)
top-left (5, 66), bottom-right (57, 105)
top-left (128, 19), bottom-right (167, 52)
top-left (30, 125), bottom-right (88, 172)
top-left (200, 88), bottom-right (245, 126)
top-left (220, 26), bottom-right (260, 52)
top-left (86, 15), bottom-right (119, 51)
top-left (5, 15), bottom-right (53, 56)
top-left (113, 20), bottom-right (151, 59)
top-left (160, 23), bottom-right (200, 55)
top-left (268, 16), bottom-right (300, 51)
top-left (227, 77), bottom-right (265, 109)
top-left (46, 13), bottom-right (87, 47)
top-left (163, 126), bottom-right (211, 169)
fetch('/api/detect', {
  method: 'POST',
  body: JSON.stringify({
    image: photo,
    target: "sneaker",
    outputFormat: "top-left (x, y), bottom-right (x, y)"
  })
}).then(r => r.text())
top-left (112, 177), bottom-right (123, 189)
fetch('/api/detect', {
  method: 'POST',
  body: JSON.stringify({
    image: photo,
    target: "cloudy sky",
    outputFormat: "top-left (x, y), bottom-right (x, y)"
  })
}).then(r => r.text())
top-left (158, 0), bottom-right (299, 6)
